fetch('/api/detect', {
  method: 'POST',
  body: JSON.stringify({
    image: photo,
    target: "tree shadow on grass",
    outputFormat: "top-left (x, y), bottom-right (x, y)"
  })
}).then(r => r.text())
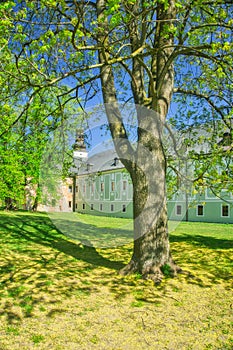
top-left (170, 233), bottom-right (233, 288)
top-left (1, 212), bottom-right (233, 325)
top-left (0, 211), bottom-right (131, 324)
top-left (48, 212), bottom-right (133, 248)
top-left (170, 233), bottom-right (233, 250)
top-left (0, 212), bottom-right (128, 270)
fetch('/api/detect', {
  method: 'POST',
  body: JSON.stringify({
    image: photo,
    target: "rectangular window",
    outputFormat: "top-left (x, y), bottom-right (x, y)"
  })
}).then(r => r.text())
top-left (197, 205), bottom-right (204, 216)
top-left (83, 184), bottom-right (86, 193)
top-left (111, 204), bottom-right (114, 212)
top-left (75, 185), bottom-right (78, 192)
top-left (101, 182), bottom-right (104, 192)
top-left (222, 205), bottom-right (229, 217)
top-left (176, 205), bottom-right (182, 215)
top-left (75, 203), bottom-right (78, 209)
top-left (123, 180), bottom-right (127, 191)
top-left (100, 203), bottom-right (103, 211)
top-left (68, 185), bottom-right (73, 193)
top-left (68, 201), bottom-right (72, 208)
top-left (122, 204), bottom-right (126, 212)
top-left (91, 204), bottom-right (94, 210)
top-left (91, 183), bottom-right (94, 193)
top-left (82, 203), bottom-right (85, 210)
top-left (111, 181), bottom-right (115, 191)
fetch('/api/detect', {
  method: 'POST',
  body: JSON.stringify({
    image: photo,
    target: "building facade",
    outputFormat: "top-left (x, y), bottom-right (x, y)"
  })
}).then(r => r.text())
top-left (40, 130), bottom-right (233, 223)
top-left (71, 147), bottom-right (233, 224)
top-left (74, 151), bottom-right (133, 218)
top-left (167, 189), bottom-right (233, 224)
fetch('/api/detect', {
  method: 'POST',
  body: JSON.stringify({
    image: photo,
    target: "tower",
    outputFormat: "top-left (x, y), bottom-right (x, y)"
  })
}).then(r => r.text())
top-left (73, 129), bottom-right (88, 159)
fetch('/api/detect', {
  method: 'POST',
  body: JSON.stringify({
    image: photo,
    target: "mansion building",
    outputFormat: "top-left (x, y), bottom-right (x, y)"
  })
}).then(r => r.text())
top-left (39, 131), bottom-right (233, 224)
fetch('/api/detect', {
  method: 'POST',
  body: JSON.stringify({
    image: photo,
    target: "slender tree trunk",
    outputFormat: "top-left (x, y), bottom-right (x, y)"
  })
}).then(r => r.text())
top-left (32, 194), bottom-right (38, 212)
top-left (5, 197), bottom-right (16, 210)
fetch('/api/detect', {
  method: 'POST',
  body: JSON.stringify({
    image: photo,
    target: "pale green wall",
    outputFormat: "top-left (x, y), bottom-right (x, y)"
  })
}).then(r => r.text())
top-left (73, 169), bottom-right (233, 223)
top-left (75, 169), bottom-right (133, 218)
top-left (167, 199), bottom-right (233, 223)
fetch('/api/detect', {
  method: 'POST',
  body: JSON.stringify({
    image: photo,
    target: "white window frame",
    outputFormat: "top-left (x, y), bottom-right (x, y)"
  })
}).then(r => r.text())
top-left (196, 204), bottom-right (204, 216)
top-left (122, 180), bottom-right (127, 191)
top-left (90, 182), bottom-right (95, 193)
top-left (176, 205), bottom-right (182, 216)
top-left (221, 204), bottom-right (230, 217)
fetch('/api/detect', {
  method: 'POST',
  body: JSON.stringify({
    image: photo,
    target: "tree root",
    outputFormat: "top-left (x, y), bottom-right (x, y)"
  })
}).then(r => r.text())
top-left (119, 259), bottom-right (139, 276)
top-left (119, 259), bottom-right (182, 284)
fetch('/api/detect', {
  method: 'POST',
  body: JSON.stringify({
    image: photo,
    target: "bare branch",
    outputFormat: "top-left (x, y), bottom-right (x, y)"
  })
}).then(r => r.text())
top-left (174, 87), bottom-right (227, 120)
top-left (0, 90), bottom-right (37, 137)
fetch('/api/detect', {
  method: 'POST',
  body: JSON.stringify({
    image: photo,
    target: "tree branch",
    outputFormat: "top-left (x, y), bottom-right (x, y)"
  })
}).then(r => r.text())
top-left (174, 87), bottom-right (227, 119)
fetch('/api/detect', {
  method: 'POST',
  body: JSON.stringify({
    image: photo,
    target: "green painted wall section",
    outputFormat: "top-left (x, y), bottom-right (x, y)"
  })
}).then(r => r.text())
top-left (73, 169), bottom-right (233, 223)
top-left (167, 200), bottom-right (233, 224)
top-left (76, 201), bottom-right (133, 218)
top-left (75, 170), bottom-right (133, 218)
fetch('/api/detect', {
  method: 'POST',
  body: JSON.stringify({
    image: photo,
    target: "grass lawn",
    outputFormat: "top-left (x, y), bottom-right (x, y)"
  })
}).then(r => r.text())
top-left (0, 211), bottom-right (232, 350)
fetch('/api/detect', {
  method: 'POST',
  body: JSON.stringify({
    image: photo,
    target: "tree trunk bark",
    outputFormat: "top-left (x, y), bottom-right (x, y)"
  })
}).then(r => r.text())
top-left (119, 112), bottom-right (181, 283)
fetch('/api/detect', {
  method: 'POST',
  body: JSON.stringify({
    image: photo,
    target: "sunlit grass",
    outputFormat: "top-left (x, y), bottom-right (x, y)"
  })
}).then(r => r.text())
top-left (0, 211), bottom-right (232, 349)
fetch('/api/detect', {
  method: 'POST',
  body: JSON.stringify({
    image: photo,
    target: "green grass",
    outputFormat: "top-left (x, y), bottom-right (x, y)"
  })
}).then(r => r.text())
top-left (0, 211), bottom-right (232, 350)
top-left (47, 211), bottom-right (133, 248)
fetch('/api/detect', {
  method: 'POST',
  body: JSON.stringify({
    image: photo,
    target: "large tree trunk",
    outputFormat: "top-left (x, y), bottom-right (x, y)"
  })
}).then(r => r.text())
top-left (119, 112), bottom-right (181, 283)
top-left (96, 0), bottom-right (181, 282)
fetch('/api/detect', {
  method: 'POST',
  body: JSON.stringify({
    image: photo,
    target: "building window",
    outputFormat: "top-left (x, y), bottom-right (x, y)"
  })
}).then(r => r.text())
top-left (83, 184), bottom-right (86, 193)
top-left (123, 180), bottom-right (127, 191)
top-left (111, 204), bottom-right (114, 212)
top-left (111, 181), bottom-right (115, 191)
top-left (176, 205), bottom-right (182, 215)
top-left (91, 183), bottom-right (95, 193)
top-left (101, 182), bottom-right (104, 192)
top-left (122, 204), bottom-right (126, 212)
top-left (100, 203), bottom-right (103, 211)
top-left (68, 185), bottom-right (73, 193)
top-left (91, 204), bottom-right (94, 210)
top-left (75, 203), bottom-right (78, 209)
top-left (68, 201), bottom-right (72, 208)
top-left (222, 205), bottom-right (229, 217)
top-left (82, 203), bottom-right (85, 210)
top-left (197, 205), bottom-right (204, 216)
top-left (76, 185), bottom-right (78, 192)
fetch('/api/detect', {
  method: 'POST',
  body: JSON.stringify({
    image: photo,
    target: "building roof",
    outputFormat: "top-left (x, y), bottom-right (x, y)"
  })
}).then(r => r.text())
top-left (70, 148), bottom-right (124, 176)
top-left (69, 126), bottom-right (232, 176)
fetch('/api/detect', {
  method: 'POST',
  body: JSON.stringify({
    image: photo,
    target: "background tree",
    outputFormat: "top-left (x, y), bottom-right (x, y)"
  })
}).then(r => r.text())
top-left (0, 0), bottom-right (232, 281)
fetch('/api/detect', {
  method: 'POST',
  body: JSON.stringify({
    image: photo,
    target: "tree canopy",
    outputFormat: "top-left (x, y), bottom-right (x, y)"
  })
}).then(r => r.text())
top-left (0, 0), bottom-right (232, 280)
